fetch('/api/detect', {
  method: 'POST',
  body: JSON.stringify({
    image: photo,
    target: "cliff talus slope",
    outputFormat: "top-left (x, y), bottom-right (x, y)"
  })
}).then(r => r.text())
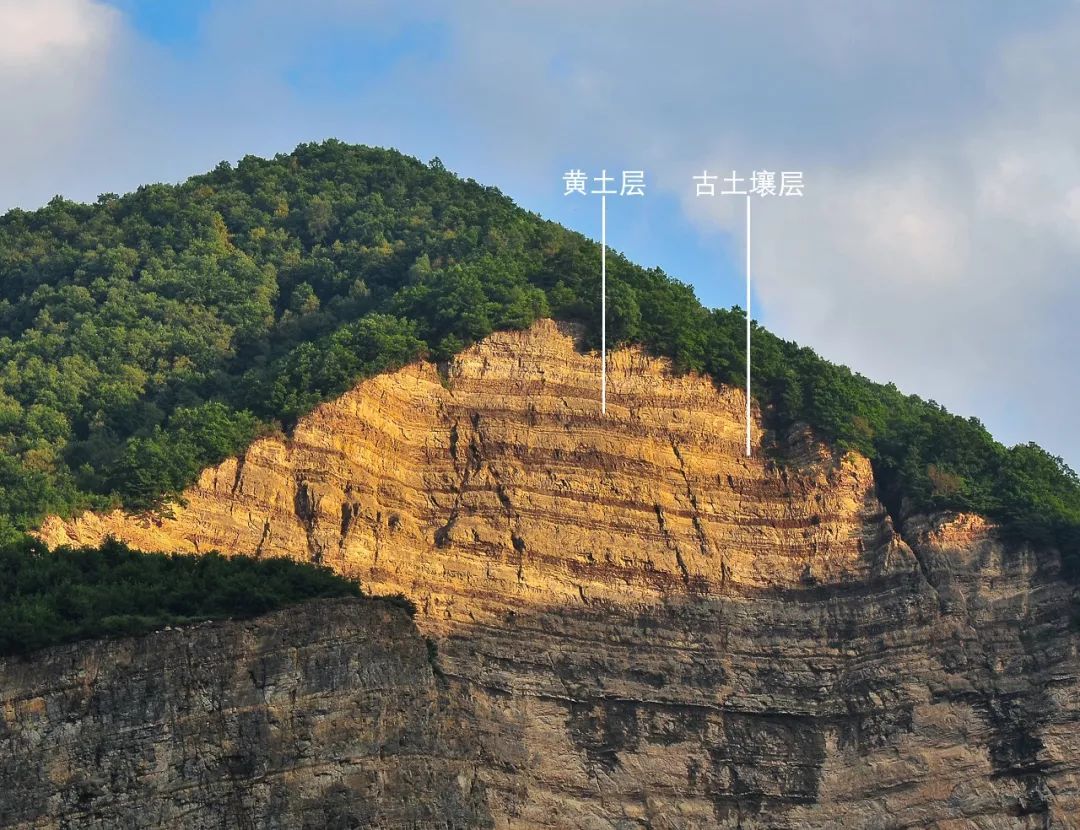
top-left (39, 320), bottom-right (1080, 828)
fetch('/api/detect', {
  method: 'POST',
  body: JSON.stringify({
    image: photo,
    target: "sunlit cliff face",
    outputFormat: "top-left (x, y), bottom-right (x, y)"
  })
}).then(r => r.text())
top-left (38, 320), bottom-right (1080, 828)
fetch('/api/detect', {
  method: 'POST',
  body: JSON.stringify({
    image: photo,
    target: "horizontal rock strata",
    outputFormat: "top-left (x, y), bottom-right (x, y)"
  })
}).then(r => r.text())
top-left (39, 320), bottom-right (1080, 828)
top-left (0, 598), bottom-right (490, 829)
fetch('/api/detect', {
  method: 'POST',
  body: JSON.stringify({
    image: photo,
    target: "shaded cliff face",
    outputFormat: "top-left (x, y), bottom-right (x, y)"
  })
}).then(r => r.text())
top-left (0, 598), bottom-right (491, 829)
top-left (40, 320), bottom-right (1080, 828)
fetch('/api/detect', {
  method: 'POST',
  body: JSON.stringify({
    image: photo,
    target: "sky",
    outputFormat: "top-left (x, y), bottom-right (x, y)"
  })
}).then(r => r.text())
top-left (1, 0), bottom-right (1079, 467)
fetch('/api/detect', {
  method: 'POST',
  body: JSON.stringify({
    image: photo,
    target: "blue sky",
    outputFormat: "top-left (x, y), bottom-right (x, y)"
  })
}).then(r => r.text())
top-left (94, 0), bottom-right (748, 307)
top-left (102, 0), bottom-right (748, 307)
top-left (2, 1), bottom-right (1079, 467)
top-left (104, 0), bottom-right (211, 46)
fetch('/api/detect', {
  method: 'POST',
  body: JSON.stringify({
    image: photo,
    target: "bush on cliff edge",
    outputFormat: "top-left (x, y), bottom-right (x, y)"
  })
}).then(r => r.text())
top-left (0, 537), bottom-right (361, 655)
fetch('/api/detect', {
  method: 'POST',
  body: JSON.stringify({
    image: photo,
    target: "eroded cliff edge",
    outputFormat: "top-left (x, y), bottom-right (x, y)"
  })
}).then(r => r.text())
top-left (0, 597), bottom-right (491, 829)
top-left (38, 319), bottom-right (1080, 828)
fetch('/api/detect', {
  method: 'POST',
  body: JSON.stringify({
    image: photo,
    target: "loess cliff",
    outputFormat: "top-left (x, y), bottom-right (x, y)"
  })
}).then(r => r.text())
top-left (36, 319), bottom-right (1080, 828)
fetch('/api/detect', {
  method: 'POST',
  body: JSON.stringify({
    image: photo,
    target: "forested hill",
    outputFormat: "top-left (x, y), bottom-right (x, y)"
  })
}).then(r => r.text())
top-left (1, 140), bottom-right (1078, 560)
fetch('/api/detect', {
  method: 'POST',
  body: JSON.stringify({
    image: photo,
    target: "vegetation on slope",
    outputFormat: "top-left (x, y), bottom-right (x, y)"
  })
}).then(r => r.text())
top-left (0, 140), bottom-right (1077, 561)
top-left (0, 537), bottom-right (361, 655)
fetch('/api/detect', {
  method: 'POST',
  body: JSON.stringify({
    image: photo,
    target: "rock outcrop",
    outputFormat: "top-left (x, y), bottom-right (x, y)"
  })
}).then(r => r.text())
top-left (38, 320), bottom-right (1080, 828)
top-left (0, 597), bottom-right (491, 829)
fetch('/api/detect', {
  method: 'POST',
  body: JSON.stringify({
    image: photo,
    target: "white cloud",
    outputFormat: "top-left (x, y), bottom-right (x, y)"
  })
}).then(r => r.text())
top-left (739, 13), bottom-right (1080, 462)
top-left (0, 0), bottom-right (124, 206)
top-left (0, 0), bottom-right (116, 67)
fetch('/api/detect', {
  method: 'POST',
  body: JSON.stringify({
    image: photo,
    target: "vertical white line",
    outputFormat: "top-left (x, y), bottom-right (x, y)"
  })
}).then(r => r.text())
top-left (601, 193), bottom-right (607, 415)
top-left (745, 195), bottom-right (751, 458)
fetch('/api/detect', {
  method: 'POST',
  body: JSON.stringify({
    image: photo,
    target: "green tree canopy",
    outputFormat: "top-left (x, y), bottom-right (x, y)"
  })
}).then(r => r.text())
top-left (0, 140), bottom-right (1075, 566)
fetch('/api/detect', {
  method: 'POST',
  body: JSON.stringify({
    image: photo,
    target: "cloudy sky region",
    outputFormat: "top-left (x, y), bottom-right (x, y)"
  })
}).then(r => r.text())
top-left (1, 0), bottom-right (1078, 467)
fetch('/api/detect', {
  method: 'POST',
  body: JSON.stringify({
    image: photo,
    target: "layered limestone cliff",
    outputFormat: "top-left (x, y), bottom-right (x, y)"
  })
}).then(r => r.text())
top-left (38, 319), bottom-right (1080, 828)
top-left (0, 597), bottom-right (491, 829)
